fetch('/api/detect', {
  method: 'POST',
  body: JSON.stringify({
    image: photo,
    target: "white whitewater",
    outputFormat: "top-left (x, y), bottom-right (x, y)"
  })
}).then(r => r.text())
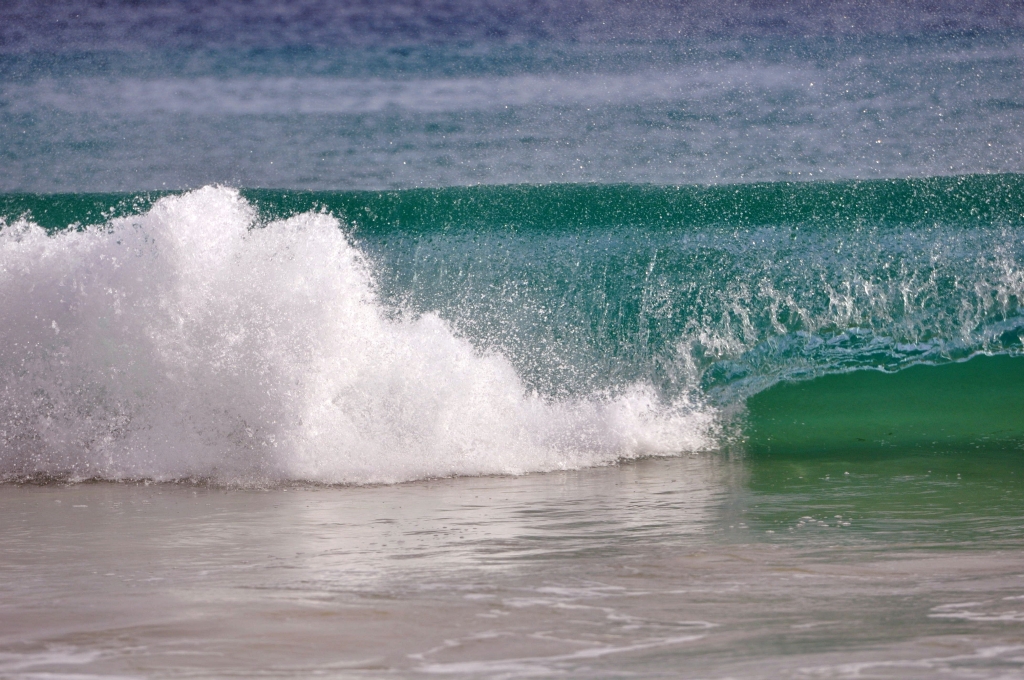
top-left (0, 187), bottom-right (715, 484)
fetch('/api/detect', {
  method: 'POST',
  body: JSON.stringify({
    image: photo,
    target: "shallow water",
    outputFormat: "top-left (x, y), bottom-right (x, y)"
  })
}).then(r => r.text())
top-left (3, 450), bottom-right (1023, 679)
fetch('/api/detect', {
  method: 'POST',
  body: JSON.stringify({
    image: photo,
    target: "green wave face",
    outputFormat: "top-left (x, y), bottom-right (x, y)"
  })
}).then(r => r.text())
top-left (739, 356), bottom-right (1024, 542)
top-left (4, 174), bottom-right (1024, 453)
top-left (745, 354), bottom-right (1024, 453)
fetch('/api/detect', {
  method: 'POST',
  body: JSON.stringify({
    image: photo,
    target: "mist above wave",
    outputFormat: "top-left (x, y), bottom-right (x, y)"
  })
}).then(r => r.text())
top-left (0, 187), bottom-right (714, 485)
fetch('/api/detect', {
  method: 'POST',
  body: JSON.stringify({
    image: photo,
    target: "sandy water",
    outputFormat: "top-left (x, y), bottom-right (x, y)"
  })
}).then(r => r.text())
top-left (3, 452), bottom-right (1023, 679)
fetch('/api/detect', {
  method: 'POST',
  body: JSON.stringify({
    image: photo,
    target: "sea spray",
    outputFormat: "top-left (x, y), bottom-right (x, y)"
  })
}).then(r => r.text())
top-left (0, 186), bottom-right (715, 484)
top-left (348, 178), bottom-right (1024, 403)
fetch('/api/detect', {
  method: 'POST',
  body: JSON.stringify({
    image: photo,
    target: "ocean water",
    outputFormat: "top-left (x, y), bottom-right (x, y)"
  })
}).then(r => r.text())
top-left (2, 2), bottom-right (1024, 678)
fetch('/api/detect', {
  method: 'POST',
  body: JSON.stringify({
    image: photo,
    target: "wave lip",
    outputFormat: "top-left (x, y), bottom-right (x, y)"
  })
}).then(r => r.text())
top-left (0, 186), bottom-right (715, 485)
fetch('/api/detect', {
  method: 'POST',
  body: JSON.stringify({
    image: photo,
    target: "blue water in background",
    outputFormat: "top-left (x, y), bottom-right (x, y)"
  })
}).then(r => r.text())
top-left (1, 0), bottom-right (1023, 192)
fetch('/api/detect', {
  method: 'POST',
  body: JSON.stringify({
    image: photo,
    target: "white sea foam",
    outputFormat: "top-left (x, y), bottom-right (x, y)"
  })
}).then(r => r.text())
top-left (0, 187), bottom-right (715, 485)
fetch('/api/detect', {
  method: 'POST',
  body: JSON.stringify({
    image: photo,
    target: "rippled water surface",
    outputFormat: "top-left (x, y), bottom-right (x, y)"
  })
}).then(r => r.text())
top-left (3, 450), bottom-right (1023, 679)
